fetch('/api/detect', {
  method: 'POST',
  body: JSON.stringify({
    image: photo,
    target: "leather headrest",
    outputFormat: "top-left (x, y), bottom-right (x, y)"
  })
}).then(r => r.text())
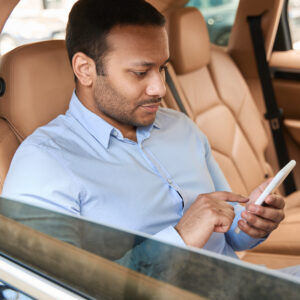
top-left (169, 7), bottom-right (211, 75)
top-left (0, 40), bottom-right (74, 140)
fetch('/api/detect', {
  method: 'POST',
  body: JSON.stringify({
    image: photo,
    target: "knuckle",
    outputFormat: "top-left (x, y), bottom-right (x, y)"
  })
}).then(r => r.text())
top-left (279, 196), bottom-right (285, 208)
top-left (199, 195), bottom-right (210, 203)
top-left (206, 206), bottom-right (216, 215)
top-left (252, 232), bottom-right (260, 239)
top-left (247, 214), bottom-right (256, 224)
top-left (257, 231), bottom-right (266, 238)
top-left (275, 211), bottom-right (284, 223)
top-left (209, 210), bottom-right (219, 221)
top-left (266, 222), bottom-right (274, 232)
top-left (252, 227), bottom-right (266, 238)
top-left (257, 206), bottom-right (264, 215)
top-left (204, 202), bottom-right (214, 211)
top-left (219, 191), bottom-right (229, 201)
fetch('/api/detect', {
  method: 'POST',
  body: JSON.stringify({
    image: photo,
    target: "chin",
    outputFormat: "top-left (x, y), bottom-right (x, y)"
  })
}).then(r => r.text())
top-left (139, 115), bottom-right (156, 127)
top-left (135, 121), bottom-right (153, 127)
top-left (132, 112), bottom-right (156, 127)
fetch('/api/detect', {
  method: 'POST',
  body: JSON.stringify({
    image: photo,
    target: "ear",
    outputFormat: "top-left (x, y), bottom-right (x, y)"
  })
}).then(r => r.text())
top-left (72, 52), bottom-right (96, 87)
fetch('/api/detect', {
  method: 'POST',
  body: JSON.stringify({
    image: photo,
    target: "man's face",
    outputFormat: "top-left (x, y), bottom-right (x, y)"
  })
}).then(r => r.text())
top-left (92, 25), bottom-right (169, 129)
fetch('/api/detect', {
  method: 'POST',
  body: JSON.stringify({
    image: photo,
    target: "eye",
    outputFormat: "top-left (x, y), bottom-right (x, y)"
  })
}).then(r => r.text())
top-left (133, 71), bottom-right (147, 78)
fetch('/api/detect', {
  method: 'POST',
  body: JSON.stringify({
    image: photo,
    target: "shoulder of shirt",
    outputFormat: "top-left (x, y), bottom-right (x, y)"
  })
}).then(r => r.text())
top-left (20, 114), bottom-right (73, 150)
top-left (156, 107), bottom-right (191, 125)
top-left (156, 107), bottom-right (206, 138)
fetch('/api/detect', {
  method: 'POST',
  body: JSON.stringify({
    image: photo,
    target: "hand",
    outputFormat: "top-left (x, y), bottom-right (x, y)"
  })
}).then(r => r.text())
top-left (237, 179), bottom-right (285, 238)
top-left (175, 192), bottom-right (248, 248)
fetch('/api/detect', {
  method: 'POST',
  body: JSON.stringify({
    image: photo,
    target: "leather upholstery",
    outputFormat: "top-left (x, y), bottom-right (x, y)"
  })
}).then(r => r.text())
top-left (169, 7), bottom-right (210, 75)
top-left (165, 6), bottom-right (300, 258)
top-left (248, 211), bottom-right (300, 255)
top-left (228, 0), bottom-right (285, 186)
top-left (0, 40), bottom-right (74, 140)
top-left (0, 119), bottom-right (19, 189)
top-left (269, 52), bottom-right (300, 188)
top-left (0, 40), bottom-right (74, 191)
top-left (238, 251), bottom-right (300, 269)
top-left (228, 0), bottom-right (284, 77)
top-left (0, 0), bottom-right (19, 34)
top-left (168, 7), bottom-right (271, 196)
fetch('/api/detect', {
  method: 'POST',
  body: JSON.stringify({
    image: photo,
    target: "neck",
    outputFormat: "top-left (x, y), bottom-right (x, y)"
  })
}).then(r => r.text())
top-left (100, 114), bottom-right (137, 141)
top-left (75, 88), bottom-right (137, 142)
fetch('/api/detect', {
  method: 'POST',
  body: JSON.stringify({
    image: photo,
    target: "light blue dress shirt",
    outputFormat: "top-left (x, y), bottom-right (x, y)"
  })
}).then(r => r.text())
top-left (2, 91), bottom-right (264, 257)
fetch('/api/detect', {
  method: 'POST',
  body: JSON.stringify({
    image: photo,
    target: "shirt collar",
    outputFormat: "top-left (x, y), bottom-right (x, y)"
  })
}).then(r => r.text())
top-left (66, 91), bottom-right (160, 149)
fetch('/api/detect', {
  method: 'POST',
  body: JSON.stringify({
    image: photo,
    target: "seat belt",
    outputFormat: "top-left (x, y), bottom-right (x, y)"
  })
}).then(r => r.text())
top-left (165, 68), bottom-right (187, 115)
top-left (248, 14), bottom-right (297, 195)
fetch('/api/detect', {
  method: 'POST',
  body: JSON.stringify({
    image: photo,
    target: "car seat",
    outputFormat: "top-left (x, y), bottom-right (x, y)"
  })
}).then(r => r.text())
top-left (163, 5), bottom-right (300, 256)
top-left (0, 40), bottom-right (74, 190)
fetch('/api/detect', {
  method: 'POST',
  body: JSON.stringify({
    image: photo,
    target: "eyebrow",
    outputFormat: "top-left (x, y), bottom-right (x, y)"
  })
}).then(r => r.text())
top-left (130, 57), bottom-right (170, 67)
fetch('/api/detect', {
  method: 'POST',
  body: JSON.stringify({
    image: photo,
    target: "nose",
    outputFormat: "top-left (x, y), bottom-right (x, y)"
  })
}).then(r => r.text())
top-left (145, 72), bottom-right (166, 98)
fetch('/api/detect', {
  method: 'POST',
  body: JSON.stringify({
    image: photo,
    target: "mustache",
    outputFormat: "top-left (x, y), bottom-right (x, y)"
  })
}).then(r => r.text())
top-left (138, 98), bottom-right (162, 106)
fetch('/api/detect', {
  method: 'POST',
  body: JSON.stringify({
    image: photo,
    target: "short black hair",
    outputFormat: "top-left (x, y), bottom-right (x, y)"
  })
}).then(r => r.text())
top-left (66, 0), bottom-right (165, 75)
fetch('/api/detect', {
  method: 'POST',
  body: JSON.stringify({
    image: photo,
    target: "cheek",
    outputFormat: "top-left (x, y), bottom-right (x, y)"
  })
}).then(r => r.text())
top-left (125, 84), bottom-right (144, 102)
top-left (113, 74), bottom-right (146, 102)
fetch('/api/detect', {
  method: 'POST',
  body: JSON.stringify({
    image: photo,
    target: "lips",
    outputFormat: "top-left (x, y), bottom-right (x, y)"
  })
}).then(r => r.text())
top-left (140, 103), bottom-right (160, 113)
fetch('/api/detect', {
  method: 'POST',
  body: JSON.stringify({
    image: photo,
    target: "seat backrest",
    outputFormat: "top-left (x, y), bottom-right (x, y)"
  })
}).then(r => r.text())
top-left (0, 40), bottom-right (74, 191)
top-left (0, 119), bottom-right (19, 189)
top-left (166, 7), bottom-right (274, 196)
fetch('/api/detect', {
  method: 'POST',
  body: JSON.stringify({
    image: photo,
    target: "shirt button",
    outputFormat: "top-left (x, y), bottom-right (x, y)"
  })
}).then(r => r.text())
top-left (112, 130), bottom-right (118, 137)
top-left (167, 178), bottom-right (173, 185)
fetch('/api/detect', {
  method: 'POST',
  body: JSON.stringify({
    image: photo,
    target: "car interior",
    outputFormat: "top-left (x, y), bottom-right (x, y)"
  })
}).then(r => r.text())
top-left (0, 0), bottom-right (300, 297)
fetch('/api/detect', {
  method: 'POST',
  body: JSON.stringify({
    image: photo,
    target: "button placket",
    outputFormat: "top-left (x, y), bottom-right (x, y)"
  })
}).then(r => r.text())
top-left (141, 146), bottom-right (186, 211)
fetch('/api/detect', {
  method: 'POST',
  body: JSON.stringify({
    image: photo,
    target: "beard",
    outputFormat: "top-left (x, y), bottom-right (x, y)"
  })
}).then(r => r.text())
top-left (93, 76), bottom-right (160, 128)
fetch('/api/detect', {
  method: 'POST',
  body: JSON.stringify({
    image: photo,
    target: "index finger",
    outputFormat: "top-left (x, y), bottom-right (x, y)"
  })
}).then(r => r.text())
top-left (212, 191), bottom-right (249, 203)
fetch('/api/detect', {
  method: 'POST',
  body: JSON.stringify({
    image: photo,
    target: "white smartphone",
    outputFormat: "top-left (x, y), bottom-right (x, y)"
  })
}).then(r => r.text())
top-left (235, 160), bottom-right (296, 234)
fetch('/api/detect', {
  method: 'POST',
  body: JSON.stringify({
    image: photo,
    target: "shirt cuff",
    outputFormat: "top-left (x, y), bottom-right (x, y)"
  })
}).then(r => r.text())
top-left (227, 204), bottom-right (266, 251)
top-left (153, 226), bottom-right (186, 247)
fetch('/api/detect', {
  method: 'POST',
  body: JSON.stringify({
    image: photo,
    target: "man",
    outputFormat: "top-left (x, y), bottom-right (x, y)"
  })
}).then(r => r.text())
top-left (2, 0), bottom-right (285, 258)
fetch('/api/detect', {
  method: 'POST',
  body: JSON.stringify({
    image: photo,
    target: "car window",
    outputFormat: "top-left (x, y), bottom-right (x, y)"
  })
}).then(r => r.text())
top-left (0, 281), bottom-right (34, 300)
top-left (186, 0), bottom-right (239, 46)
top-left (0, 0), bottom-right (76, 55)
top-left (1, 197), bottom-right (300, 299)
top-left (288, 0), bottom-right (300, 49)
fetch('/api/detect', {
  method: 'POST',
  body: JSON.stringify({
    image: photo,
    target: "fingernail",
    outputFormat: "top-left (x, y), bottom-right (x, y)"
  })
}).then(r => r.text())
top-left (242, 212), bottom-right (249, 220)
top-left (239, 220), bottom-right (246, 226)
top-left (248, 205), bottom-right (258, 213)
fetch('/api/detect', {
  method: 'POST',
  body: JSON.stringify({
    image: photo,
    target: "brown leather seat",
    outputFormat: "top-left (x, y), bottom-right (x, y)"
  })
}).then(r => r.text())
top-left (165, 6), bottom-right (300, 257)
top-left (0, 40), bottom-right (74, 190)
